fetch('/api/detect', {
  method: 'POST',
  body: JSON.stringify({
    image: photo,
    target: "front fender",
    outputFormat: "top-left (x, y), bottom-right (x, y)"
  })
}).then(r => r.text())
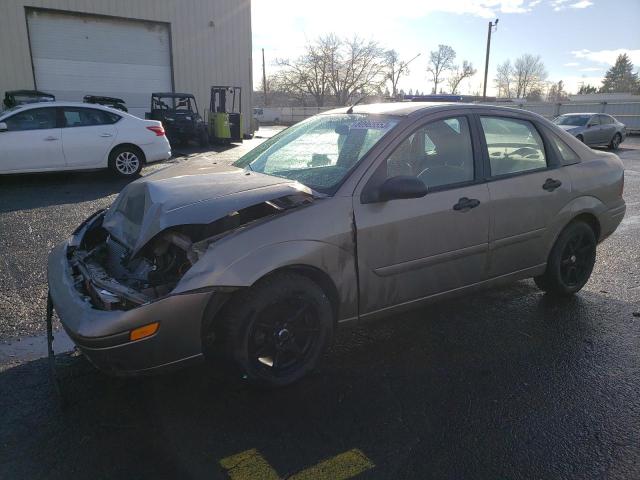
top-left (175, 240), bottom-right (358, 322)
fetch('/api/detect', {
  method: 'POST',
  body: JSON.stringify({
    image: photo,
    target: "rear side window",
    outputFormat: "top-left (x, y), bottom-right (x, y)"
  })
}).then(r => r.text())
top-left (549, 132), bottom-right (580, 164)
top-left (480, 117), bottom-right (547, 176)
top-left (62, 107), bottom-right (120, 127)
top-left (4, 107), bottom-right (57, 131)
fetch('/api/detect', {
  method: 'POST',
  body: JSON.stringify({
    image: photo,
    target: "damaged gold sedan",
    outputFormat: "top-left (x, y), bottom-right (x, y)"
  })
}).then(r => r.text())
top-left (48, 103), bottom-right (625, 386)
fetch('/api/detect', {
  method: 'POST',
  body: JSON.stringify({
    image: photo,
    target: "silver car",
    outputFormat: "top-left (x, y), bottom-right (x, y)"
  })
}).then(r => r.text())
top-left (48, 103), bottom-right (626, 386)
top-left (553, 113), bottom-right (626, 149)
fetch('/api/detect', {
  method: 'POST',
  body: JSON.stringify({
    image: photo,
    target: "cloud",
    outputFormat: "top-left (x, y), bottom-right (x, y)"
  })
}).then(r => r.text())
top-left (579, 67), bottom-right (603, 72)
top-left (552, 0), bottom-right (593, 10)
top-left (571, 49), bottom-right (640, 66)
top-left (570, 0), bottom-right (593, 8)
top-left (563, 62), bottom-right (580, 67)
top-left (559, 75), bottom-right (604, 93)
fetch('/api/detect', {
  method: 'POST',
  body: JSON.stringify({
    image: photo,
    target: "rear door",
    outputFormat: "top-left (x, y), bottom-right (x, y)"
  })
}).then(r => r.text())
top-left (583, 115), bottom-right (602, 145)
top-left (0, 107), bottom-right (64, 172)
top-left (354, 114), bottom-right (490, 315)
top-left (60, 107), bottom-right (118, 168)
top-left (479, 115), bottom-right (572, 277)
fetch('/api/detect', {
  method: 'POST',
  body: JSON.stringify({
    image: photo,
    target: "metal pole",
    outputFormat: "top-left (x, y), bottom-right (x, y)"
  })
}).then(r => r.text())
top-left (262, 48), bottom-right (268, 106)
top-left (482, 22), bottom-right (492, 101)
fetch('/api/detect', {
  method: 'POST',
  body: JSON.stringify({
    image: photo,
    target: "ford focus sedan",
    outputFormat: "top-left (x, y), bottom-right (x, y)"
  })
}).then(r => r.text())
top-left (553, 113), bottom-right (626, 150)
top-left (0, 102), bottom-right (171, 176)
top-left (48, 103), bottom-right (626, 386)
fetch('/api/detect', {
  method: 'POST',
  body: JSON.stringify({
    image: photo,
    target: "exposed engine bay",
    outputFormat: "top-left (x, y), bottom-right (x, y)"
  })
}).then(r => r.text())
top-left (67, 193), bottom-right (313, 311)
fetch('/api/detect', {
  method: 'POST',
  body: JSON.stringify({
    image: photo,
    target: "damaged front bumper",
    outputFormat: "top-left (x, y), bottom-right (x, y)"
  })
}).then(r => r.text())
top-left (47, 240), bottom-right (215, 376)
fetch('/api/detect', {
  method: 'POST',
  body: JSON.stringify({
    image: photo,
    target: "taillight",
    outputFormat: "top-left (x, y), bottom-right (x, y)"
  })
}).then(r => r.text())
top-left (146, 125), bottom-right (165, 136)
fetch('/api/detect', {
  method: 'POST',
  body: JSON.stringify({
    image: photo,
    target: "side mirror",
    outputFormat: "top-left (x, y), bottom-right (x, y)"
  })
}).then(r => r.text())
top-left (0, 122), bottom-right (7, 132)
top-left (375, 175), bottom-right (428, 202)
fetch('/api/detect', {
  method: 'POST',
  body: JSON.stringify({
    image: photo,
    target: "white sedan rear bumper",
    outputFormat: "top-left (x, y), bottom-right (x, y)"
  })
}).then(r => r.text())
top-left (140, 138), bottom-right (171, 164)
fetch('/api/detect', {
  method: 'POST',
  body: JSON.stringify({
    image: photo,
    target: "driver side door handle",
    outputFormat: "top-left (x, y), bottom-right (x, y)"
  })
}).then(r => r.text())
top-left (542, 178), bottom-right (562, 191)
top-left (453, 197), bottom-right (481, 211)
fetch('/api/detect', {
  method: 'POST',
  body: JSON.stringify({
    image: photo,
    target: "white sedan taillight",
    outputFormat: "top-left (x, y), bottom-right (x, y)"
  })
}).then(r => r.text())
top-left (146, 125), bottom-right (165, 136)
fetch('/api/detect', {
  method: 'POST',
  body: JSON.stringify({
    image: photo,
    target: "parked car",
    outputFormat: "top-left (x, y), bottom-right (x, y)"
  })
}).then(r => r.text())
top-left (553, 113), bottom-right (626, 149)
top-left (3, 89), bottom-right (55, 110)
top-left (147, 92), bottom-right (208, 147)
top-left (0, 101), bottom-right (171, 176)
top-left (48, 103), bottom-right (625, 386)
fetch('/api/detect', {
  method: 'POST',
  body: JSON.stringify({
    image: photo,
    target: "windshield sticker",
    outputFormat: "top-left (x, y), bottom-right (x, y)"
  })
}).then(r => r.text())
top-left (350, 120), bottom-right (389, 130)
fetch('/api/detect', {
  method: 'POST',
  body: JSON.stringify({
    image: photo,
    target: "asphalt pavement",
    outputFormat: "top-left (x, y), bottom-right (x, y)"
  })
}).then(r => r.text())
top-left (0, 130), bottom-right (638, 479)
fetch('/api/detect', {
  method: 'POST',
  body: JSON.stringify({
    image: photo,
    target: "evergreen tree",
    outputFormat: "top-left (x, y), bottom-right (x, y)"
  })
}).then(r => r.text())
top-left (600, 54), bottom-right (640, 93)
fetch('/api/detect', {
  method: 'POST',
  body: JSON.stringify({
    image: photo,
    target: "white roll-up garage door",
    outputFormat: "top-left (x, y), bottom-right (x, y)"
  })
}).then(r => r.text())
top-left (27, 10), bottom-right (172, 118)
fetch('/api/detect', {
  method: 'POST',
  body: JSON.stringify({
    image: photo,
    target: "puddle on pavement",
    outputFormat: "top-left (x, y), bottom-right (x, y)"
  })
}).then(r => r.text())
top-left (0, 329), bottom-right (75, 365)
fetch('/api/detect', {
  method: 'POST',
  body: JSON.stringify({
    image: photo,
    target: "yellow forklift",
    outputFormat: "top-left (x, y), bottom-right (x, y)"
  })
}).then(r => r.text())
top-left (208, 86), bottom-right (243, 144)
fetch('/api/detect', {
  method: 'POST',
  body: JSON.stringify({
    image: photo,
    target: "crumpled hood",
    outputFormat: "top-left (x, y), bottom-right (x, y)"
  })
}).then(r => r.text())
top-left (102, 158), bottom-right (313, 255)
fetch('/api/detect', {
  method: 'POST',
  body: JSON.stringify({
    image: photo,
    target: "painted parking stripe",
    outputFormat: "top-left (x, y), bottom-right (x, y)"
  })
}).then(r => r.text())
top-left (219, 449), bottom-right (279, 480)
top-left (219, 448), bottom-right (374, 480)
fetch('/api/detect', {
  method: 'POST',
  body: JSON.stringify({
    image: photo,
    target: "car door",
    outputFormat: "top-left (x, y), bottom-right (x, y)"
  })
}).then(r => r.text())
top-left (598, 115), bottom-right (616, 144)
top-left (0, 107), bottom-right (64, 173)
top-left (479, 115), bottom-right (572, 278)
top-left (583, 115), bottom-right (602, 145)
top-left (354, 114), bottom-right (490, 316)
top-left (60, 107), bottom-right (118, 168)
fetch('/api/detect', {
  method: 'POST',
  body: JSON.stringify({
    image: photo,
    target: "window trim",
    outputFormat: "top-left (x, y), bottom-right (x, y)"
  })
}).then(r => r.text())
top-left (476, 113), bottom-right (559, 182)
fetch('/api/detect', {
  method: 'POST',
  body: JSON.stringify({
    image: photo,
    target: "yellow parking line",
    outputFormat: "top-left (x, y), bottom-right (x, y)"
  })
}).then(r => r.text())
top-left (289, 449), bottom-right (374, 480)
top-left (219, 449), bottom-right (280, 480)
top-left (219, 448), bottom-right (374, 480)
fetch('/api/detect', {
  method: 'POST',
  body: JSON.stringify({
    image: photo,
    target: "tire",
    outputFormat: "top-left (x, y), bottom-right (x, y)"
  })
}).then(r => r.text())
top-left (108, 145), bottom-right (144, 177)
top-left (214, 272), bottom-right (334, 387)
top-left (534, 221), bottom-right (597, 296)
top-left (608, 133), bottom-right (621, 150)
top-left (576, 134), bottom-right (585, 144)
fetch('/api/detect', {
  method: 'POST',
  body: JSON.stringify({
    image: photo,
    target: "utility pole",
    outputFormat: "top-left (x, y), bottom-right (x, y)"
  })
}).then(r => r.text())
top-left (482, 18), bottom-right (499, 101)
top-left (262, 48), bottom-right (268, 106)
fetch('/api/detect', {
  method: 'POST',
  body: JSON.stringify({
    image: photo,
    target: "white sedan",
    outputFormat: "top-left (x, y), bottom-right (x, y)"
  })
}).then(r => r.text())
top-left (0, 102), bottom-right (171, 177)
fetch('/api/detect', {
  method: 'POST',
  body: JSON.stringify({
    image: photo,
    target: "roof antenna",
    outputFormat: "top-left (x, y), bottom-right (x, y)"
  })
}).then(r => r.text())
top-left (346, 96), bottom-right (366, 114)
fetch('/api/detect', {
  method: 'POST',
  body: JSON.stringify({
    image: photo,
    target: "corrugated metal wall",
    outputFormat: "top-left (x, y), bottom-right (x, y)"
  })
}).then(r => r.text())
top-left (0, 0), bottom-right (253, 133)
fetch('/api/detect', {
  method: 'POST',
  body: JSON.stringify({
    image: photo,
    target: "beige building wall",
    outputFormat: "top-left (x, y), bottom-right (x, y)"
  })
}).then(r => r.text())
top-left (0, 0), bottom-right (253, 132)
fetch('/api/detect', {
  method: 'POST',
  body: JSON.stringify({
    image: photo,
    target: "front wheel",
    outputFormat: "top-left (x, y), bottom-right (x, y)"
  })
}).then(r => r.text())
top-left (576, 134), bottom-right (585, 144)
top-left (214, 272), bottom-right (334, 387)
top-left (108, 146), bottom-right (144, 177)
top-left (534, 221), bottom-right (597, 296)
top-left (609, 133), bottom-right (621, 150)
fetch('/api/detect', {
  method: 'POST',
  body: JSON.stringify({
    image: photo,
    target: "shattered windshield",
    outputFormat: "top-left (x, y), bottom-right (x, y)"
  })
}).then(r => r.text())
top-left (234, 114), bottom-right (399, 193)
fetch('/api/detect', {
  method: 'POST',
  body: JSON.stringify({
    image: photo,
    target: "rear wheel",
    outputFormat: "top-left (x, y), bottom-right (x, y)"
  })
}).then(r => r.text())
top-left (215, 272), bottom-right (334, 387)
top-left (108, 145), bottom-right (144, 177)
top-left (609, 133), bottom-right (621, 150)
top-left (534, 221), bottom-right (597, 296)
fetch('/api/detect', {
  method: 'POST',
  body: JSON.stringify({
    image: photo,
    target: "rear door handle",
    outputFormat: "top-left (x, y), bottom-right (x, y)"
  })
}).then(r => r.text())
top-left (100, 133), bottom-right (113, 137)
top-left (44, 136), bottom-right (59, 141)
top-left (453, 197), bottom-right (481, 211)
top-left (543, 178), bottom-right (562, 191)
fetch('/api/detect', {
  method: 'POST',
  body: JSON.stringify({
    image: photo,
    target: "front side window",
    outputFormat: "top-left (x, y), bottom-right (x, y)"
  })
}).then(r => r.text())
top-left (588, 116), bottom-right (600, 126)
top-left (480, 116), bottom-right (547, 176)
top-left (234, 114), bottom-right (399, 193)
top-left (62, 107), bottom-right (119, 127)
top-left (4, 107), bottom-right (57, 131)
top-left (385, 116), bottom-right (474, 189)
top-left (553, 115), bottom-right (590, 126)
top-left (599, 115), bottom-right (613, 125)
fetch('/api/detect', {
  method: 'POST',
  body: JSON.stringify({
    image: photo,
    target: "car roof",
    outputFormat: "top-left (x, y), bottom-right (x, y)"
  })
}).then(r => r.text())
top-left (152, 92), bottom-right (195, 98)
top-left (0, 101), bottom-right (130, 118)
top-left (558, 112), bottom-right (599, 116)
top-left (321, 102), bottom-right (546, 118)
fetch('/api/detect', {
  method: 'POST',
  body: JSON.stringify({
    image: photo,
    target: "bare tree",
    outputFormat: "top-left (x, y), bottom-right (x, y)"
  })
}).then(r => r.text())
top-left (547, 80), bottom-right (568, 102)
top-left (447, 60), bottom-right (477, 94)
top-left (513, 54), bottom-right (547, 98)
top-left (327, 36), bottom-right (387, 105)
top-left (494, 60), bottom-right (513, 98)
top-left (427, 45), bottom-right (456, 94)
top-left (384, 50), bottom-right (415, 99)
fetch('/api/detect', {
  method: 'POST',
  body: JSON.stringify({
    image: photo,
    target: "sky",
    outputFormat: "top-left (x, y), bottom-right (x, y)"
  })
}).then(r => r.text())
top-left (251, 0), bottom-right (640, 96)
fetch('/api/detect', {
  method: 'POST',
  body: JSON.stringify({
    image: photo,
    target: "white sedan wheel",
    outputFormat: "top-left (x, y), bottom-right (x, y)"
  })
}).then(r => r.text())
top-left (114, 151), bottom-right (140, 176)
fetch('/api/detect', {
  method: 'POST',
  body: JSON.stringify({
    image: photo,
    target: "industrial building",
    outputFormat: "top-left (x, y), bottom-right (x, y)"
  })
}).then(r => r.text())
top-left (0, 0), bottom-right (253, 132)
